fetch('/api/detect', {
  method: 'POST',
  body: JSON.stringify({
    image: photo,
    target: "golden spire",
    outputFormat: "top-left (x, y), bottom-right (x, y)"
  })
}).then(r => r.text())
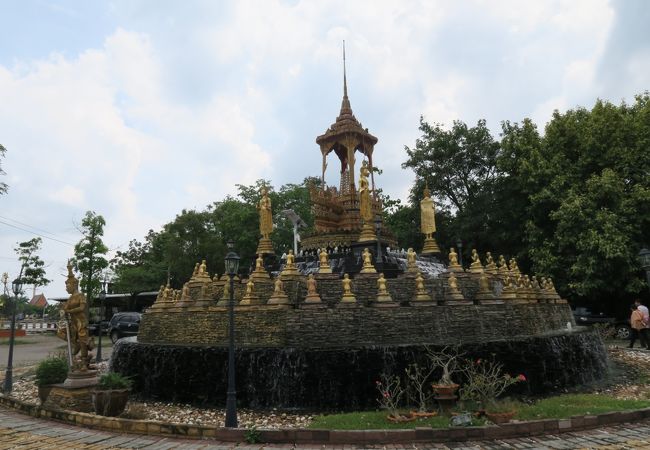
top-left (340, 40), bottom-right (352, 115)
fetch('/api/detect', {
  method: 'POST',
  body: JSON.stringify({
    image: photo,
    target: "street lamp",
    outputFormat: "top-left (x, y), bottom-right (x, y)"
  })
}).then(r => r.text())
top-left (374, 215), bottom-right (383, 270)
top-left (456, 239), bottom-right (463, 266)
top-left (96, 279), bottom-right (107, 363)
top-left (3, 276), bottom-right (23, 393)
top-left (224, 240), bottom-right (240, 428)
top-left (639, 248), bottom-right (650, 287)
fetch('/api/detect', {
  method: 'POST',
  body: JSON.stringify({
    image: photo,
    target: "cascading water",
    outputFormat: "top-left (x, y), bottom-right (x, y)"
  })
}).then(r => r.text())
top-left (111, 329), bottom-right (608, 410)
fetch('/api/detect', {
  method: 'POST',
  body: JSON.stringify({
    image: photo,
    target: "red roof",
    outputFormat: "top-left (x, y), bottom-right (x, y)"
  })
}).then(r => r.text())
top-left (29, 294), bottom-right (47, 308)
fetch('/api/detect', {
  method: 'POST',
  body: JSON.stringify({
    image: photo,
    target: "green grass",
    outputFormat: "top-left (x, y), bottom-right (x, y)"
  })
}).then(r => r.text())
top-left (308, 394), bottom-right (650, 430)
top-left (516, 394), bottom-right (650, 420)
top-left (308, 410), bottom-right (484, 430)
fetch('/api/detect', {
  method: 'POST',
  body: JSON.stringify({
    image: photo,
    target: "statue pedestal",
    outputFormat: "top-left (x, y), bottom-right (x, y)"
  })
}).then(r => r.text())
top-left (267, 293), bottom-right (290, 306)
top-left (251, 268), bottom-right (270, 281)
top-left (413, 292), bottom-right (433, 303)
top-left (303, 293), bottom-right (323, 305)
top-left (338, 293), bottom-right (358, 305)
top-left (358, 223), bottom-right (376, 242)
top-left (240, 295), bottom-right (263, 306)
top-left (256, 238), bottom-right (274, 256)
top-left (63, 369), bottom-right (99, 389)
top-left (421, 237), bottom-right (440, 255)
top-left (44, 383), bottom-right (97, 413)
top-left (372, 294), bottom-right (397, 307)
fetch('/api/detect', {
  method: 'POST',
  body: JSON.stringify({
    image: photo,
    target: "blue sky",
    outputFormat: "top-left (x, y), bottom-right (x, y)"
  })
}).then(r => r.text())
top-left (1, 0), bottom-right (649, 298)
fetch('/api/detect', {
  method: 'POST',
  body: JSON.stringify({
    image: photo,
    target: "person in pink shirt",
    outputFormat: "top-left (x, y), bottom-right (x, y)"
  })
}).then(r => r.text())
top-left (635, 299), bottom-right (649, 349)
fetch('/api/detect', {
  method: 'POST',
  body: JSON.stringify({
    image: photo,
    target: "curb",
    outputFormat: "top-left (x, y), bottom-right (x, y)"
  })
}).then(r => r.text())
top-left (2, 395), bottom-right (650, 444)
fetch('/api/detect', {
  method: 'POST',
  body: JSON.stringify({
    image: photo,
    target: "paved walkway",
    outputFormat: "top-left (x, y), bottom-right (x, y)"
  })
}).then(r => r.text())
top-left (3, 407), bottom-right (650, 449)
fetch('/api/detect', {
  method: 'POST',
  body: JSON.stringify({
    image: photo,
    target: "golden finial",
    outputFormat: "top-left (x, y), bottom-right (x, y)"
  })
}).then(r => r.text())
top-left (340, 40), bottom-right (352, 114)
top-left (343, 40), bottom-right (348, 99)
top-left (66, 260), bottom-right (78, 283)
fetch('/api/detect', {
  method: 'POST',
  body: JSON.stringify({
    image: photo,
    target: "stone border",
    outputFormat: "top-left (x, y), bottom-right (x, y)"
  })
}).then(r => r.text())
top-left (2, 394), bottom-right (650, 444)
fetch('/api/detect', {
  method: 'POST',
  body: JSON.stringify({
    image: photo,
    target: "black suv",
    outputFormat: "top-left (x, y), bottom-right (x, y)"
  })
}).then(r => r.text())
top-left (108, 312), bottom-right (142, 343)
top-left (572, 306), bottom-right (631, 340)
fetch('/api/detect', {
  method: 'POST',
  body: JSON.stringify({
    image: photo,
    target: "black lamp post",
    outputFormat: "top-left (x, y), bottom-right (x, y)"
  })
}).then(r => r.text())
top-left (456, 239), bottom-right (463, 266)
top-left (639, 248), bottom-right (650, 287)
top-left (224, 240), bottom-right (240, 428)
top-left (374, 215), bottom-right (383, 270)
top-left (96, 280), bottom-right (107, 363)
top-left (3, 276), bottom-right (23, 394)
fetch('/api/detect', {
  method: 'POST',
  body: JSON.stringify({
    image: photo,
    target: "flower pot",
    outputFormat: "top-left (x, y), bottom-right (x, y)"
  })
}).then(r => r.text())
top-left (409, 410), bottom-right (438, 418)
top-left (485, 410), bottom-right (515, 424)
top-left (386, 413), bottom-right (416, 423)
top-left (37, 385), bottom-right (53, 404)
top-left (431, 383), bottom-right (460, 397)
top-left (92, 389), bottom-right (129, 417)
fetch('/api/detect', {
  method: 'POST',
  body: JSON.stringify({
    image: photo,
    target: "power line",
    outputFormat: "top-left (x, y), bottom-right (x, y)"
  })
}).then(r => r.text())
top-left (0, 214), bottom-right (69, 241)
top-left (0, 220), bottom-right (74, 246)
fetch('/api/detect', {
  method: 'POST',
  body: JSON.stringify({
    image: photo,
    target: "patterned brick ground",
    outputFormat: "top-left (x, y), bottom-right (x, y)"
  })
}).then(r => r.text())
top-left (3, 407), bottom-right (650, 449)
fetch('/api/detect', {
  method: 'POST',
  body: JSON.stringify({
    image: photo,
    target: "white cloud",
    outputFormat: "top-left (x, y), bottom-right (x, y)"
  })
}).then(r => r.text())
top-left (48, 185), bottom-right (86, 207)
top-left (1, 0), bottom-right (646, 298)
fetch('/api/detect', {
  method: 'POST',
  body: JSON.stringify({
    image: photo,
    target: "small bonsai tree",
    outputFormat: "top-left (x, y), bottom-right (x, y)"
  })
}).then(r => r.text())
top-left (35, 357), bottom-right (68, 386)
top-left (97, 372), bottom-right (132, 390)
top-left (426, 346), bottom-right (464, 386)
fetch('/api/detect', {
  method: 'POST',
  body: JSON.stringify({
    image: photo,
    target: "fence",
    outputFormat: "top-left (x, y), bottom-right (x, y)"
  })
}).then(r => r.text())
top-left (0, 319), bottom-right (57, 334)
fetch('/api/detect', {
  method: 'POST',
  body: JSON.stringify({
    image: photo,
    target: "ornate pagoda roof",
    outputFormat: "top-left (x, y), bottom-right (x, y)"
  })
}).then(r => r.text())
top-left (316, 51), bottom-right (378, 148)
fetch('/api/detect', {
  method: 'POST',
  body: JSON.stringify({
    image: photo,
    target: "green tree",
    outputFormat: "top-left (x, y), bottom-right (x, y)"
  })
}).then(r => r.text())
top-left (14, 237), bottom-right (50, 295)
top-left (402, 118), bottom-right (514, 261)
top-left (0, 143), bottom-right (7, 195)
top-left (110, 230), bottom-right (169, 294)
top-left (73, 211), bottom-right (109, 309)
top-left (110, 178), bottom-right (316, 292)
top-left (522, 94), bottom-right (650, 308)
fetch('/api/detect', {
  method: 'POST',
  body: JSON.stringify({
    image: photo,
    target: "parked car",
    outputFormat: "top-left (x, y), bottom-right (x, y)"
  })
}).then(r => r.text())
top-left (88, 320), bottom-right (110, 336)
top-left (572, 306), bottom-right (631, 340)
top-left (108, 312), bottom-right (142, 343)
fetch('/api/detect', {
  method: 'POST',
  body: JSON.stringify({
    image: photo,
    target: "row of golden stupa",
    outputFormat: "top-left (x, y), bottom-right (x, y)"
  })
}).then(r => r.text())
top-left (148, 48), bottom-right (564, 310)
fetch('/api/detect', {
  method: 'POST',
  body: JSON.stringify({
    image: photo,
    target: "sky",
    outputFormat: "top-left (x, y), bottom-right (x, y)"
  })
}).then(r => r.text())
top-left (1, 0), bottom-right (649, 299)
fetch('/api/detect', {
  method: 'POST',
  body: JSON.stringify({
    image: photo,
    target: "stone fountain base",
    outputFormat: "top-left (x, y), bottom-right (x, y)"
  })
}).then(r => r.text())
top-left (110, 329), bottom-right (608, 410)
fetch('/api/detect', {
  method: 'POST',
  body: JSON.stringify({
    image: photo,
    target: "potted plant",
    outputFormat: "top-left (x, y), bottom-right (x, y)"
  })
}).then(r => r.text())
top-left (34, 356), bottom-right (68, 403)
top-left (459, 358), bottom-right (526, 423)
top-left (92, 372), bottom-right (132, 417)
top-left (427, 346), bottom-right (463, 396)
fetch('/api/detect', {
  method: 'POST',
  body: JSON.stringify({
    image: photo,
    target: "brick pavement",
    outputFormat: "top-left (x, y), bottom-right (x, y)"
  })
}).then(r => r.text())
top-left (3, 407), bottom-right (650, 449)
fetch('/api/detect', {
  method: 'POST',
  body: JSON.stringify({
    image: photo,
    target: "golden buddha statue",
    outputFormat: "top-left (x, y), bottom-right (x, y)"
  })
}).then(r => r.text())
top-left (304, 274), bottom-right (322, 304)
top-left (420, 184), bottom-right (440, 254)
top-left (469, 249), bottom-right (484, 274)
top-left (256, 187), bottom-right (275, 255)
top-left (375, 273), bottom-right (393, 304)
top-left (340, 274), bottom-right (356, 303)
top-left (318, 249), bottom-right (332, 274)
top-left (360, 247), bottom-right (377, 273)
top-left (358, 161), bottom-right (376, 242)
top-left (406, 248), bottom-right (418, 273)
top-left (448, 247), bottom-right (462, 272)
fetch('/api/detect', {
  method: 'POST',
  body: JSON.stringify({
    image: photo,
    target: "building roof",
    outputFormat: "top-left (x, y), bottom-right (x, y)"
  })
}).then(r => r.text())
top-left (29, 293), bottom-right (47, 307)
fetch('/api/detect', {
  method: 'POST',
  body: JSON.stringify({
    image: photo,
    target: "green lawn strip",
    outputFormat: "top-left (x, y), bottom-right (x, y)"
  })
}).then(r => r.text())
top-left (515, 394), bottom-right (650, 420)
top-left (308, 411), bottom-right (483, 430)
top-left (309, 395), bottom-right (650, 430)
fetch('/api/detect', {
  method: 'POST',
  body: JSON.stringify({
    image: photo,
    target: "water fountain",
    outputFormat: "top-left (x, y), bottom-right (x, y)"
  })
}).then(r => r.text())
top-left (111, 65), bottom-right (608, 410)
